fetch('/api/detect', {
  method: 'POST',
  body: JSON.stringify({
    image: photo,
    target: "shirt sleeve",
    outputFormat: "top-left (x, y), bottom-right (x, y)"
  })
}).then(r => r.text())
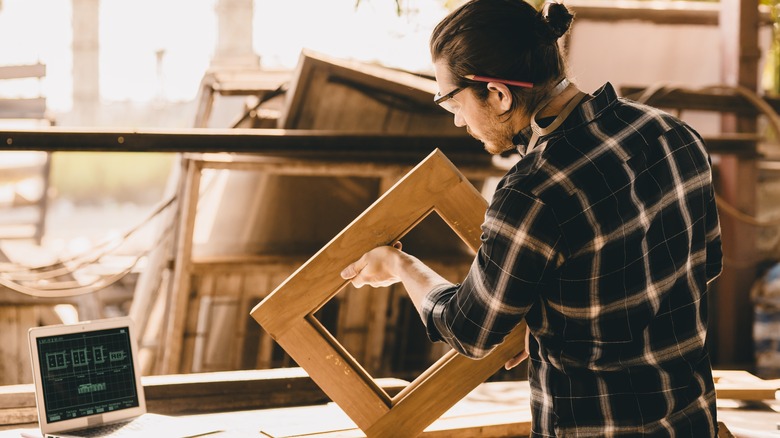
top-left (420, 185), bottom-right (562, 359)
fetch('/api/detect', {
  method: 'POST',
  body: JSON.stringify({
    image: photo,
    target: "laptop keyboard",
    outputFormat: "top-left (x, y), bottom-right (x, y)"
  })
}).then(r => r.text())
top-left (44, 413), bottom-right (221, 438)
top-left (70, 419), bottom-right (138, 437)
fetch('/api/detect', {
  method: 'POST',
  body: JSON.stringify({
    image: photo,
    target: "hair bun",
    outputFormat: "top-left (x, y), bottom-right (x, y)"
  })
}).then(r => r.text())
top-left (539, 1), bottom-right (574, 41)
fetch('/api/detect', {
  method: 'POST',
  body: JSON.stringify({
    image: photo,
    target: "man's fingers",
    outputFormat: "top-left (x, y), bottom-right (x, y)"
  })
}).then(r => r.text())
top-left (504, 350), bottom-right (529, 370)
top-left (340, 264), bottom-right (356, 280)
top-left (525, 328), bottom-right (530, 352)
top-left (340, 257), bottom-right (367, 281)
top-left (505, 328), bottom-right (532, 370)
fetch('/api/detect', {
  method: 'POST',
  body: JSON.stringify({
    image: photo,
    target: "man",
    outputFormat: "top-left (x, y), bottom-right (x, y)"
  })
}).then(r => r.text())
top-left (341, 0), bottom-right (723, 436)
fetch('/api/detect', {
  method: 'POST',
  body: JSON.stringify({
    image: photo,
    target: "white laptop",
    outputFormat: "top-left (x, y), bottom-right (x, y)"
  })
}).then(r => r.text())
top-left (27, 317), bottom-right (222, 438)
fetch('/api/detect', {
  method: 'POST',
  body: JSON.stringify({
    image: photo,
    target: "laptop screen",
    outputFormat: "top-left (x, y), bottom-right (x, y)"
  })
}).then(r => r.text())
top-left (34, 326), bottom-right (141, 424)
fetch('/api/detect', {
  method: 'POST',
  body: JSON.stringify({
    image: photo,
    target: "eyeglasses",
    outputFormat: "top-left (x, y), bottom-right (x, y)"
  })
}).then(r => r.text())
top-left (433, 74), bottom-right (534, 114)
top-left (433, 87), bottom-right (464, 114)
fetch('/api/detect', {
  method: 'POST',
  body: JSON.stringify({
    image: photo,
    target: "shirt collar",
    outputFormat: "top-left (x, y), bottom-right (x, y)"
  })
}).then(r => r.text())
top-left (511, 82), bottom-right (619, 154)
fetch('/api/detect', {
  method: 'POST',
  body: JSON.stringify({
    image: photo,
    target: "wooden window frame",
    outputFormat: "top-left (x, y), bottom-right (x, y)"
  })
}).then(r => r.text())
top-left (250, 149), bottom-right (526, 437)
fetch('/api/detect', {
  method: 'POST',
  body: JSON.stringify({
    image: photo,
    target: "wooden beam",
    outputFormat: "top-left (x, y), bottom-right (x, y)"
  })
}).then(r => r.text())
top-left (0, 64), bottom-right (45, 80)
top-left (716, 0), bottom-right (761, 367)
top-left (207, 69), bottom-right (290, 96)
top-left (712, 370), bottom-right (779, 401)
top-left (0, 128), bottom-right (485, 158)
top-left (620, 86), bottom-right (780, 115)
top-left (157, 159), bottom-right (201, 375)
top-left (567, 0), bottom-right (772, 26)
top-left (703, 134), bottom-right (763, 157)
top-left (0, 98), bottom-right (46, 119)
top-left (0, 127), bottom-right (745, 162)
top-left (0, 368), bottom-right (408, 426)
top-left (3, 369), bottom-right (770, 428)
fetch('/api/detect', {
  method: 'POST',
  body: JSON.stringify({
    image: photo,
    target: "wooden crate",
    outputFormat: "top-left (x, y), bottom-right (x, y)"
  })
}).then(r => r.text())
top-left (180, 255), bottom-right (471, 378)
top-left (279, 50), bottom-right (461, 134)
top-left (153, 154), bottom-right (502, 376)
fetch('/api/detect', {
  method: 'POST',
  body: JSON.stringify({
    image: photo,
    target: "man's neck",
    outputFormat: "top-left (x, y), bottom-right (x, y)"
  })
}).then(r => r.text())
top-left (537, 85), bottom-right (582, 119)
top-left (506, 84), bottom-right (584, 143)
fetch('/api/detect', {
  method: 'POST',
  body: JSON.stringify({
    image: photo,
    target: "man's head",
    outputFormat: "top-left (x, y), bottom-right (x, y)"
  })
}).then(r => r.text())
top-left (430, 0), bottom-right (574, 154)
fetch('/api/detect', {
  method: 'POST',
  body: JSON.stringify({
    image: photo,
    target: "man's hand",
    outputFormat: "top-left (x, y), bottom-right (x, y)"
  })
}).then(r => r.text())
top-left (504, 328), bottom-right (531, 370)
top-left (341, 242), bottom-right (454, 316)
top-left (340, 242), bottom-right (403, 288)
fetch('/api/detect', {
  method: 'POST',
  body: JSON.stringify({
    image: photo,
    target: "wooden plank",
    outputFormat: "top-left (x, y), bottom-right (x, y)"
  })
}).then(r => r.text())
top-left (192, 80), bottom-right (216, 128)
top-left (144, 369), bottom-right (406, 416)
top-left (0, 128), bottom-right (489, 163)
top-left (250, 149), bottom-right (527, 437)
top-left (129, 156), bottom-right (182, 372)
top-left (258, 381), bottom-right (531, 438)
top-left (3, 375), bottom-right (771, 435)
top-left (274, 320), bottom-right (393, 429)
top-left (0, 407), bottom-right (37, 427)
top-left (421, 409), bottom-right (531, 437)
top-left (704, 134), bottom-right (763, 156)
top-left (0, 161), bottom-right (48, 184)
top-left (716, 0), bottom-right (761, 368)
top-left (297, 68), bottom-right (333, 129)
top-left (223, 273), bottom-right (245, 371)
top-left (365, 286), bottom-right (391, 374)
top-left (278, 50), bottom-right (462, 136)
top-left (254, 273), bottom-right (285, 369)
top-left (0, 98), bottom-right (46, 119)
top-left (0, 307), bottom-right (17, 385)
top-left (238, 273), bottom-right (264, 370)
top-left (0, 306), bottom-right (37, 385)
top-left (201, 297), bottom-right (240, 371)
top-left (159, 159), bottom-right (202, 374)
top-left (336, 287), bottom-right (371, 364)
top-left (712, 370), bottom-right (779, 401)
top-left (366, 325), bottom-right (525, 437)
top-left (567, 0), bottom-right (772, 26)
top-left (279, 50), bottom-right (439, 129)
top-left (0, 64), bottom-right (45, 80)
top-left (620, 86), bottom-right (780, 116)
top-left (208, 69), bottom-right (290, 95)
top-left (0, 369), bottom-right (409, 425)
top-left (0, 384), bottom-right (35, 410)
top-left (315, 81), bottom-right (390, 131)
top-left (186, 274), bottom-right (213, 373)
top-left (15, 306), bottom-right (36, 385)
top-left (192, 68), bottom-right (289, 128)
top-left (138, 278), bottom-right (169, 376)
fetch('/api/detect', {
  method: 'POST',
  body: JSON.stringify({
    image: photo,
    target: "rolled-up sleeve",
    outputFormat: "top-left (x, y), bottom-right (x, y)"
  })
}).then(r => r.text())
top-left (419, 186), bottom-right (562, 359)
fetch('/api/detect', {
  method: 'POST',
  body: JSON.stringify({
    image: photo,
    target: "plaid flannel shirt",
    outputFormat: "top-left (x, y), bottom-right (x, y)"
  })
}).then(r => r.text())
top-left (421, 82), bottom-right (723, 437)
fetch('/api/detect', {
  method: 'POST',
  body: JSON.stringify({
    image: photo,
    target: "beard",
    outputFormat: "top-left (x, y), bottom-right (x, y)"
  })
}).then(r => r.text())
top-left (467, 117), bottom-right (517, 155)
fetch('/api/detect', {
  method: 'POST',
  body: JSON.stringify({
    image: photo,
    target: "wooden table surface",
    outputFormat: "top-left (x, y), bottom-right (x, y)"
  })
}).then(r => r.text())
top-left (0, 370), bottom-right (776, 437)
top-left (0, 381), bottom-right (531, 438)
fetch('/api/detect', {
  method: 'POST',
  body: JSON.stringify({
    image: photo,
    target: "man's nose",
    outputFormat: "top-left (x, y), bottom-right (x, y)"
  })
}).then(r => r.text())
top-left (453, 111), bottom-right (466, 128)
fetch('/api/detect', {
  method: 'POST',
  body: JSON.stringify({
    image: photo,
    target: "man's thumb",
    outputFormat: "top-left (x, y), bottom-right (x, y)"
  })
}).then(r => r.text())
top-left (340, 264), bottom-right (356, 280)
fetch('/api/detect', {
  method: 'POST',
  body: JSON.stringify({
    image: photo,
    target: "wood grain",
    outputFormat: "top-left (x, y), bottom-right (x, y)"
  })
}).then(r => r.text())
top-left (250, 149), bottom-right (527, 437)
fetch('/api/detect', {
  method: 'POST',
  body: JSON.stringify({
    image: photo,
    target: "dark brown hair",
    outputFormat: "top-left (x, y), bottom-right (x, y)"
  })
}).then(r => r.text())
top-left (430, 0), bottom-right (574, 115)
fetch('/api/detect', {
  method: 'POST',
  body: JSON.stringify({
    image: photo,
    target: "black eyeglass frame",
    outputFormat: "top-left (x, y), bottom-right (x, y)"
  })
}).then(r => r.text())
top-left (433, 74), bottom-right (534, 112)
top-left (433, 87), bottom-right (464, 107)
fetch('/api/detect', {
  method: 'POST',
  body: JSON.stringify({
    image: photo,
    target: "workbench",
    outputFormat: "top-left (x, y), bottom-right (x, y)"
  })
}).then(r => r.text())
top-left (0, 369), bottom-right (776, 437)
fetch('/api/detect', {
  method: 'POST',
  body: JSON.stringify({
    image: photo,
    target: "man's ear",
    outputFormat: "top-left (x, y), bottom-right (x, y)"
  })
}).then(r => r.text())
top-left (486, 81), bottom-right (513, 113)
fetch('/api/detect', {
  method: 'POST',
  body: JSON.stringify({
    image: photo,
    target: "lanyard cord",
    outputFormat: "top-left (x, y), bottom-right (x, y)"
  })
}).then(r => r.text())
top-left (525, 78), bottom-right (589, 155)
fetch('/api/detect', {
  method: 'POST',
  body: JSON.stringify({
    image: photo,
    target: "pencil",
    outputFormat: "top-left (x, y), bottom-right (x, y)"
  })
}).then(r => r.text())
top-left (464, 74), bottom-right (534, 88)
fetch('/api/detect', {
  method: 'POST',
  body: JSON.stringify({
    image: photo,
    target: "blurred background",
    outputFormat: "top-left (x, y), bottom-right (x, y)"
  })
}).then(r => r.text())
top-left (1, 0), bottom-right (779, 387)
